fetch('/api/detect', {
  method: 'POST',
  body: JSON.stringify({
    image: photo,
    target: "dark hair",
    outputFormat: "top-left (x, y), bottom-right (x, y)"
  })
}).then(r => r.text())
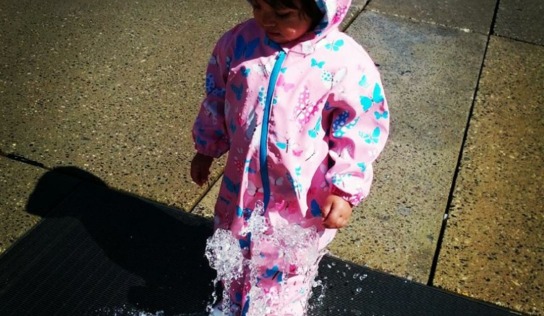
top-left (263, 0), bottom-right (324, 29)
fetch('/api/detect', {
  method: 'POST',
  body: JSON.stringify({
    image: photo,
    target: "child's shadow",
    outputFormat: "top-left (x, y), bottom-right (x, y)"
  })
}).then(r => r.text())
top-left (25, 167), bottom-right (215, 315)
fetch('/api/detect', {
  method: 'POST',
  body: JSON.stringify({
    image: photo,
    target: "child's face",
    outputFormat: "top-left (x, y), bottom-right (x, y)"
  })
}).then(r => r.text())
top-left (250, 0), bottom-right (313, 44)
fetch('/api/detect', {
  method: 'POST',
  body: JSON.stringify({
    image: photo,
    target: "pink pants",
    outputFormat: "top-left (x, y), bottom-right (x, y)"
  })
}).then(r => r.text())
top-left (220, 210), bottom-right (336, 316)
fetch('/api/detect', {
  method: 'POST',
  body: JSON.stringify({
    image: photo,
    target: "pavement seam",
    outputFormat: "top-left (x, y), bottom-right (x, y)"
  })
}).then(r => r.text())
top-left (426, 0), bottom-right (502, 287)
top-left (188, 173), bottom-right (223, 214)
top-left (341, 4), bottom-right (367, 31)
top-left (365, 8), bottom-right (484, 35)
top-left (0, 150), bottom-right (49, 170)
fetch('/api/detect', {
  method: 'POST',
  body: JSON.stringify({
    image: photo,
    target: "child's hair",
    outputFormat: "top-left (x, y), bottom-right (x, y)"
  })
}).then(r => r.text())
top-left (259, 0), bottom-right (324, 29)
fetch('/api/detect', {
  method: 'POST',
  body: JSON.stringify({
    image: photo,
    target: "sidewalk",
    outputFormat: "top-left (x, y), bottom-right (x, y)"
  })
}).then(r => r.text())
top-left (1, 0), bottom-right (543, 314)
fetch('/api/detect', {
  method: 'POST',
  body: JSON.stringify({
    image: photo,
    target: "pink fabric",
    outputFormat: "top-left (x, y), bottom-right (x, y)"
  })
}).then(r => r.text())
top-left (193, 0), bottom-right (389, 314)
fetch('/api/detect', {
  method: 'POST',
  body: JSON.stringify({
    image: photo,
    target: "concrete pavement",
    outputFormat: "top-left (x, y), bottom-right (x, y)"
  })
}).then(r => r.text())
top-left (1, 0), bottom-right (542, 314)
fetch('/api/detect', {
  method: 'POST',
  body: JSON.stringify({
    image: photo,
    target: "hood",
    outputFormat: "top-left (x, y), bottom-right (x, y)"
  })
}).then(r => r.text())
top-left (314, 0), bottom-right (352, 35)
top-left (253, 0), bottom-right (353, 54)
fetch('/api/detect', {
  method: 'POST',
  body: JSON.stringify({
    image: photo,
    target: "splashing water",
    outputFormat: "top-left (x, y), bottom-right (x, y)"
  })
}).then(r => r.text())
top-left (205, 201), bottom-right (327, 315)
top-left (204, 228), bottom-right (244, 314)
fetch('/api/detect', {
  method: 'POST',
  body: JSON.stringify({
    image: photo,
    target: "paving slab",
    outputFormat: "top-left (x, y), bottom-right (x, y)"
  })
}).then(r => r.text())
top-left (434, 36), bottom-right (544, 316)
top-left (0, 157), bottom-right (82, 255)
top-left (367, 0), bottom-right (497, 34)
top-left (326, 11), bottom-right (487, 283)
top-left (0, 0), bottom-right (249, 212)
top-left (494, 0), bottom-right (544, 46)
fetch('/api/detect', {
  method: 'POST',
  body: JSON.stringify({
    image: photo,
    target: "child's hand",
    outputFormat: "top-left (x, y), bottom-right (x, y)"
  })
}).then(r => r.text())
top-left (190, 153), bottom-right (214, 186)
top-left (321, 194), bottom-right (353, 229)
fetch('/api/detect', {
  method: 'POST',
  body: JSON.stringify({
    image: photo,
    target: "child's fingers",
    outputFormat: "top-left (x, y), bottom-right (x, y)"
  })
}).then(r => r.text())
top-left (321, 195), bottom-right (352, 229)
top-left (196, 170), bottom-right (209, 186)
top-left (323, 209), bottom-right (348, 229)
top-left (190, 164), bottom-right (207, 186)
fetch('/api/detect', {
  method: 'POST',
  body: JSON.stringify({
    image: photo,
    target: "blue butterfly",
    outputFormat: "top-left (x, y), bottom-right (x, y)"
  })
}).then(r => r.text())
top-left (234, 35), bottom-right (259, 60)
top-left (295, 166), bottom-right (302, 177)
top-left (223, 176), bottom-right (240, 193)
top-left (241, 67), bottom-right (251, 77)
top-left (277, 141), bottom-right (288, 150)
top-left (195, 135), bottom-right (207, 146)
top-left (360, 83), bottom-right (385, 112)
top-left (231, 83), bottom-right (243, 100)
top-left (325, 39), bottom-right (344, 51)
top-left (308, 117), bottom-right (321, 138)
top-left (310, 199), bottom-right (321, 217)
top-left (357, 162), bottom-right (367, 172)
top-left (360, 96), bottom-right (372, 112)
top-left (360, 127), bottom-right (381, 144)
top-left (280, 67), bottom-right (287, 73)
top-left (374, 110), bottom-right (389, 120)
top-left (372, 83), bottom-right (384, 103)
top-left (358, 74), bottom-right (368, 87)
top-left (311, 58), bottom-right (325, 68)
top-left (263, 265), bottom-right (283, 282)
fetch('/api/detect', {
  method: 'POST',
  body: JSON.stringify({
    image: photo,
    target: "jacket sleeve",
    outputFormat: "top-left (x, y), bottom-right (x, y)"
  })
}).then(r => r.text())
top-left (191, 32), bottom-right (232, 158)
top-left (325, 61), bottom-right (390, 207)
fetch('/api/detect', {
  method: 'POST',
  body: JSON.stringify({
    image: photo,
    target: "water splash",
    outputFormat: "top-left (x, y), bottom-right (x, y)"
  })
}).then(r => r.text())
top-left (205, 201), bottom-right (326, 315)
top-left (204, 228), bottom-right (244, 314)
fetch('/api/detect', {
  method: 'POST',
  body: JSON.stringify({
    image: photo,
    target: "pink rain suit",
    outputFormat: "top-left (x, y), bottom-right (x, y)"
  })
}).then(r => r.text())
top-left (193, 0), bottom-right (389, 314)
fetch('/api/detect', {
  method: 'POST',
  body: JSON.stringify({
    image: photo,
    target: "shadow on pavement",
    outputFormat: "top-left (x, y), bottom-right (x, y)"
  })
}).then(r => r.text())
top-left (0, 167), bottom-right (215, 315)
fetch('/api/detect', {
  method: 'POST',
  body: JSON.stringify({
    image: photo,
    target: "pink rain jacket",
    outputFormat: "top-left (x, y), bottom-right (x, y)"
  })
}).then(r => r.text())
top-left (193, 0), bottom-right (389, 233)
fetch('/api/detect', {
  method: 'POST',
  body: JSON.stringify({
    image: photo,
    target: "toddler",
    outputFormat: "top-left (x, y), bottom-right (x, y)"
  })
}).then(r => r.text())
top-left (191, 0), bottom-right (389, 314)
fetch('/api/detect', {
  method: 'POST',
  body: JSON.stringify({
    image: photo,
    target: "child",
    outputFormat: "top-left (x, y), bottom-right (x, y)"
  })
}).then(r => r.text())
top-left (191, 0), bottom-right (389, 314)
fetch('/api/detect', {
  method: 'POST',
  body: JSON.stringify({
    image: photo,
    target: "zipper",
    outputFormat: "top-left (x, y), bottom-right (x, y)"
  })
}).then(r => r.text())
top-left (260, 50), bottom-right (286, 210)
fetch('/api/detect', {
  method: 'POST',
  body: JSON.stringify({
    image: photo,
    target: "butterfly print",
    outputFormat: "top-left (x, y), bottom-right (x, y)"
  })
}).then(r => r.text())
top-left (234, 35), bottom-right (259, 60)
top-left (325, 39), bottom-right (344, 51)
top-left (359, 127), bottom-right (381, 144)
top-left (294, 86), bottom-right (319, 127)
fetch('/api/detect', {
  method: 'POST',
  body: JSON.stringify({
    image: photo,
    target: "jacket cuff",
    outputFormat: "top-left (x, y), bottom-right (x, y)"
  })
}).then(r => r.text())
top-left (330, 186), bottom-right (362, 207)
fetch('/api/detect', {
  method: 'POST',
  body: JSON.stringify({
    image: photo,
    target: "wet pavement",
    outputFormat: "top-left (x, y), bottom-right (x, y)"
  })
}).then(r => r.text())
top-left (1, 0), bottom-right (543, 314)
